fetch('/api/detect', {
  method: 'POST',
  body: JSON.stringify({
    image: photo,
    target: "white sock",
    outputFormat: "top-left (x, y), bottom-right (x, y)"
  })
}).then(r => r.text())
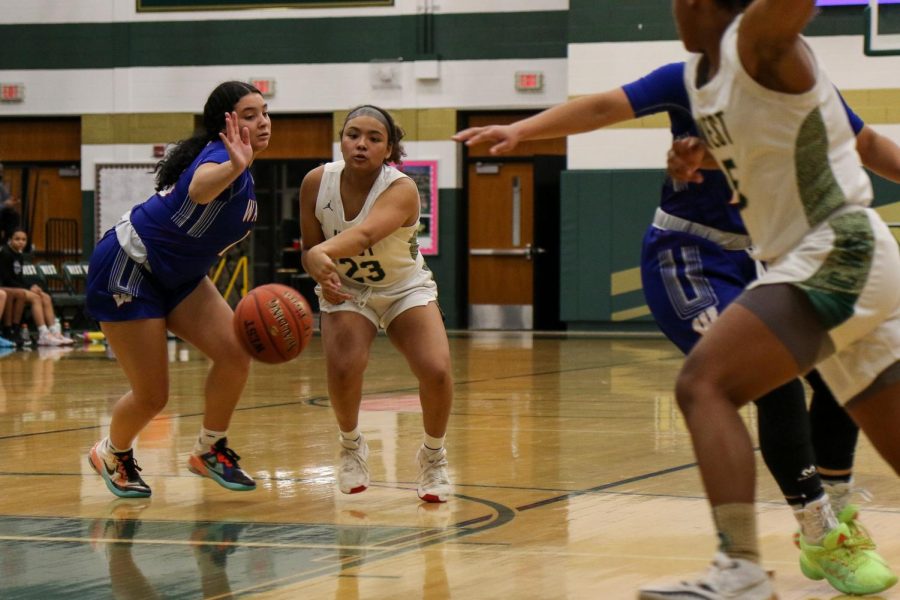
top-left (340, 427), bottom-right (362, 447)
top-left (38, 325), bottom-right (49, 336)
top-left (102, 437), bottom-right (130, 468)
top-left (423, 433), bottom-right (445, 452)
top-left (50, 322), bottom-right (62, 335)
top-left (822, 478), bottom-right (855, 516)
top-left (795, 493), bottom-right (839, 545)
top-left (193, 427), bottom-right (226, 455)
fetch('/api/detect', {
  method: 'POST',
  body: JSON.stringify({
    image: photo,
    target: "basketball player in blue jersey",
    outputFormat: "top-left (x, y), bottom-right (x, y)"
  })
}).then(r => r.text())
top-left (638, 0), bottom-right (900, 597)
top-left (455, 61), bottom-right (900, 596)
top-left (300, 106), bottom-right (453, 503)
top-left (86, 81), bottom-right (270, 499)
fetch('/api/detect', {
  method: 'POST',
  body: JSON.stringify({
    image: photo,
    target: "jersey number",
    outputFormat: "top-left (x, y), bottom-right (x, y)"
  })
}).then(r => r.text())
top-left (338, 258), bottom-right (386, 283)
top-left (721, 159), bottom-right (749, 210)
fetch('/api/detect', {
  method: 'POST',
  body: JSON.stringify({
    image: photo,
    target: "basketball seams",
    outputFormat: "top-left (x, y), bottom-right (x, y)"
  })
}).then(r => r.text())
top-left (233, 283), bottom-right (314, 364)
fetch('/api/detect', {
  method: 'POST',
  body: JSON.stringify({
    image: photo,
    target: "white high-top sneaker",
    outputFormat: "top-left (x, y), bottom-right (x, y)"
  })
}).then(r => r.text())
top-left (337, 434), bottom-right (369, 494)
top-left (639, 553), bottom-right (775, 599)
top-left (416, 445), bottom-right (451, 503)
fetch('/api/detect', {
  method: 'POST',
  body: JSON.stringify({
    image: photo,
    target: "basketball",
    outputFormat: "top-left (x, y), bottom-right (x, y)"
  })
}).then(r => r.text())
top-left (233, 284), bottom-right (314, 364)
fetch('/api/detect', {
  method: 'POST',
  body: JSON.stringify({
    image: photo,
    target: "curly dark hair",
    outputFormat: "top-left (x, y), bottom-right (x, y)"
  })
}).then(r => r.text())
top-left (154, 81), bottom-right (261, 191)
top-left (341, 105), bottom-right (407, 164)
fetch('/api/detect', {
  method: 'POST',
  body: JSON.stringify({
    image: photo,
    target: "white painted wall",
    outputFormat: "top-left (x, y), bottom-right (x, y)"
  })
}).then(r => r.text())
top-left (0, 0), bottom-right (568, 24)
top-left (0, 60), bottom-right (566, 115)
top-left (567, 37), bottom-right (900, 170)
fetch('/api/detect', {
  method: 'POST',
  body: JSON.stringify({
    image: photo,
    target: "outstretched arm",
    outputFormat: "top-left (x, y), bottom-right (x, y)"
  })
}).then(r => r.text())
top-left (453, 88), bottom-right (635, 155)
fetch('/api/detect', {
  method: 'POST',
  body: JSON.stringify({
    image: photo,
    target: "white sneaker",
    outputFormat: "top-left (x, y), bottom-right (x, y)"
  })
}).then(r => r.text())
top-left (416, 445), bottom-right (451, 503)
top-left (639, 553), bottom-right (775, 600)
top-left (37, 332), bottom-right (64, 346)
top-left (337, 434), bottom-right (369, 494)
top-left (52, 332), bottom-right (75, 346)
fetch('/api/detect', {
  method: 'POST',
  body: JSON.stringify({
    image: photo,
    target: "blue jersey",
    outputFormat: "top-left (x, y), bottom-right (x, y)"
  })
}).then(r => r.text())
top-left (621, 62), bottom-right (864, 235)
top-left (129, 140), bottom-right (258, 287)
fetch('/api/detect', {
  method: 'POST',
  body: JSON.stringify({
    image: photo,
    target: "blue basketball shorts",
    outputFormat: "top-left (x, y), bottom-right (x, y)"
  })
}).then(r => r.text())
top-left (85, 230), bottom-right (204, 322)
top-left (640, 225), bottom-right (759, 354)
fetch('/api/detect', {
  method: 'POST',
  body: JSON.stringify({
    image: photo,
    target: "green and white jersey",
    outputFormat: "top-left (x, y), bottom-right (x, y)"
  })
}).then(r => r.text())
top-left (684, 14), bottom-right (873, 262)
top-left (315, 160), bottom-right (423, 289)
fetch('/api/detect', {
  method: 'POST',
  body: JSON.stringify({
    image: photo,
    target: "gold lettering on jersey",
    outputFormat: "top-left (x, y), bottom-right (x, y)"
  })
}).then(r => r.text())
top-left (697, 111), bottom-right (733, 149)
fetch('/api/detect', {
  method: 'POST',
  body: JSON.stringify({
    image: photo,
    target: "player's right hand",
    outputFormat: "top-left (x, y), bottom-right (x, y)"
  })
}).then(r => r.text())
top-left (219, 111), bottom-right (253, 172)
top-left (667, 136), bottom-right (706, 184)
top-left (453, 125), bottom-right (521, 155)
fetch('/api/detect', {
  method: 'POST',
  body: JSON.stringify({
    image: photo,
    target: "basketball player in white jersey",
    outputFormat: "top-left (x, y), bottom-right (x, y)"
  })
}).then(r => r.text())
top-left (640, 1), bottom-right (900, 598)
top-left (300, 105), bottom-right (452, 503)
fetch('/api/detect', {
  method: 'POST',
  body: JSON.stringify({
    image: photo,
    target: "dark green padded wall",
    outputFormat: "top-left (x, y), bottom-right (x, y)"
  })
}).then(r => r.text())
top-left (560, 170), bottom-right (661, 327)
top-left (425, 189), bottom-right (464, 329)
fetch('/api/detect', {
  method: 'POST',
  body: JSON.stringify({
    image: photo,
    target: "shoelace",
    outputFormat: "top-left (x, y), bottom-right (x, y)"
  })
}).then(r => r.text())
top-left (841, 524), bottom-right (878, 552)
top-left (213, 445), bottom-right (241, 468)
top-left (115, 453), bottom-right (144, 482)
top-left (420, 453), bottom-right (449, 485)
top-left (340, 447), bottom-right (368, 474)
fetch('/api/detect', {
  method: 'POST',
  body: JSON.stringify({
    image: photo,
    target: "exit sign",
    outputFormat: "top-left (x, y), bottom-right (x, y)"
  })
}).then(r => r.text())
top-left (515, 71), bottom-right (543, 92)
top-left (1, 83), bottom-right (24, 102)
top-left (249, 78), bottom-right (275, 98)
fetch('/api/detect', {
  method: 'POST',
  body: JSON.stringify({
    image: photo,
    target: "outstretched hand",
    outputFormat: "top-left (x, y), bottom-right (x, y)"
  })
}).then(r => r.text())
top-left (453, 125), bottom-right (521, 155)
top-left (305, 246), bottom-right (352, 304)
top-left (219, 111), bottom-right (254, 172)
top-left (667, 137), bottom-right (707, 184)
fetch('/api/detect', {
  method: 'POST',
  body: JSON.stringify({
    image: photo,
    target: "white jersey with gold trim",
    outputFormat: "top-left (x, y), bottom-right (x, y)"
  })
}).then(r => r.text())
top-left (314, 160), bottom-right (424, 289)
top-left (684, 14), bottom-right (872, 262)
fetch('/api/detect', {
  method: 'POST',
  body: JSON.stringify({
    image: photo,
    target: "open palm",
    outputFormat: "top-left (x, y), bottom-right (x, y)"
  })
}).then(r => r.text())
top-left (219, 111), bottom-right (254, 171)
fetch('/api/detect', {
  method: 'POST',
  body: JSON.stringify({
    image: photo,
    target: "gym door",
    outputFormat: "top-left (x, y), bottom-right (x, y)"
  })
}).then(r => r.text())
top-left (467, 162), bottom-right (538, 329)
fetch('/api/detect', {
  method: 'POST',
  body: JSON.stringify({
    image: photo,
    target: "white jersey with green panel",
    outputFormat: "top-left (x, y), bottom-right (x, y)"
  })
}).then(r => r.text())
top-left (315, 160), bottom-right (423, 289)
top-left (683, 14), bottom-right (873, 263)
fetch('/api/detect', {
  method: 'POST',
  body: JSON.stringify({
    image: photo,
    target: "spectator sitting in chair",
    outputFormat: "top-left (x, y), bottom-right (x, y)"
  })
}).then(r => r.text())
top-left (0, 229), bottom-right (73, 346)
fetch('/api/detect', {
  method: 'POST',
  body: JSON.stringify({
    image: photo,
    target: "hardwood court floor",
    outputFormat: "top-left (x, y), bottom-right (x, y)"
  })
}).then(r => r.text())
top-left (0, 333), bottom-right (897, 599)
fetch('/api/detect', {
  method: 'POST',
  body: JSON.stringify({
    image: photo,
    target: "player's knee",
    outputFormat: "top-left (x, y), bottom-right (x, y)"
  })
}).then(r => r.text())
top-left (220, 341), bottom-right (251, 372)
top-left (141, 387), bottom-right (170, 414)
top-left (418, 356), bottom-right (452, 388)
top-left (328, 352), bottom-right (367, 380)
top-left (674, 362), bottom-right (716, 416)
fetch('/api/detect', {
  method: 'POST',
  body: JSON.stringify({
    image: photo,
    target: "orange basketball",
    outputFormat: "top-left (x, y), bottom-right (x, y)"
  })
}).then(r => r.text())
top-left (233, 284), bottom-right (314, 364)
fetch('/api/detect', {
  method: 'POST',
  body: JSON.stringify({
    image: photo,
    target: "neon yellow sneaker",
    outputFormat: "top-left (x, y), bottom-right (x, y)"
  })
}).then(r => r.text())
top-left (798, 521), bottom-right (898, 595)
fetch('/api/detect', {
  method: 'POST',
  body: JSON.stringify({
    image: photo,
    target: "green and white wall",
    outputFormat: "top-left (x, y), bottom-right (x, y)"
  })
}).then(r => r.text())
top-left (1, 0), bottom-right (897, 328)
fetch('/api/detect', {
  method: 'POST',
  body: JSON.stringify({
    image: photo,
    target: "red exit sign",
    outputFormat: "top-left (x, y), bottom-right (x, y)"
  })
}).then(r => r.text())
top-left (1, 83), bottom-right (24, 102)
top-left (515, 71), bottom-right (543, 92)
top-left (249, 78), bottom-right (275, 98)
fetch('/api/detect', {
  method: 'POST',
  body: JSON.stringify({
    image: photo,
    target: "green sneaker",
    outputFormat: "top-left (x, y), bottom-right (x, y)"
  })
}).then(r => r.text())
top-left (799, 521), bottom-right (898, 595)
